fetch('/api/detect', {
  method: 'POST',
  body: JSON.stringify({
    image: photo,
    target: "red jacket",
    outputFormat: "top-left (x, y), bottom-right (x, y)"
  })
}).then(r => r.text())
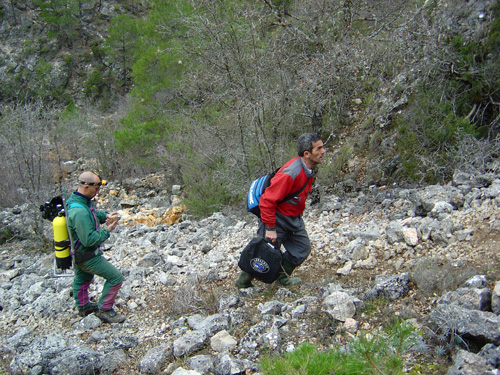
top-left (259, 156), bottom-right (315, 228)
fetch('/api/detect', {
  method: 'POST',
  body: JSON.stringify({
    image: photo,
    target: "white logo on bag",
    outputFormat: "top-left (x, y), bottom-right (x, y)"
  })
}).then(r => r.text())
top-left (248, 180), bottom-right (257, 206)
top-left (250, 258), bottom-right (270, 273)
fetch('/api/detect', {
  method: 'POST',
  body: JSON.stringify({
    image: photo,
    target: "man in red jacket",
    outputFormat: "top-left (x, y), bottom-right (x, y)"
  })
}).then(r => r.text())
top-left (235, 133), bottom-right (325, 288)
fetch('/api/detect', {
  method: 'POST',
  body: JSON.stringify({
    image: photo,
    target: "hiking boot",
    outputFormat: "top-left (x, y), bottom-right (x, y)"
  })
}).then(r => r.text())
top-left (274, 275), bottom-right (302, 286)
top-left (78, 302), bottom-right (98, 317)
top-left (96, 308), bottom-right (126, 323)
top-left (274, 258), bottom-right (302, 286)
top-left (235, 271), bottom-right (255, 288)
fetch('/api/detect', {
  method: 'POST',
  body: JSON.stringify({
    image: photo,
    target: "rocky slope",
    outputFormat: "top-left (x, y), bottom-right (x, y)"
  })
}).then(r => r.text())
top-left (1, 168), bottom-right (500, 374)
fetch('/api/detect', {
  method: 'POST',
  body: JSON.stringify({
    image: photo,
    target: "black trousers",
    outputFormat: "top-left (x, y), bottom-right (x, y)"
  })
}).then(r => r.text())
top-left (258, 212), bottom-right (311, 267)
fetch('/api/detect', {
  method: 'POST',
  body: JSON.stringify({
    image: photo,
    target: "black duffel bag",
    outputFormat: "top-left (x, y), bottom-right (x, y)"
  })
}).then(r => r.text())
top-left (238, 236), bottom-right (282, 283)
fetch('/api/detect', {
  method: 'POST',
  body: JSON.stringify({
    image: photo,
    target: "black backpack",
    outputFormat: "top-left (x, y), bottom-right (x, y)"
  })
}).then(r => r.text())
top-left (39, 195), bottom-right (64, 222)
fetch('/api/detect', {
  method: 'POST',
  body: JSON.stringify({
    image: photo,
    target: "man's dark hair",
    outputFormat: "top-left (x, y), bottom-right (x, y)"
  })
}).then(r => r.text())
top-left (297, 133), bottom-right (322, 156)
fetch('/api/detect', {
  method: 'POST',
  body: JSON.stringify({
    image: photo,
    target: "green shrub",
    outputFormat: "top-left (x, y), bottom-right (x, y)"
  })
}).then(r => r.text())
top-left (23, 39), bottom-right (34, 55)
top-left (36, 59), bottom-right (52, 77)
top-left (0, 227), bottom-right (15, 245)
top-left (260, 342), bottom-right (343, 375)
top-left (84, 69), bottom-right (104, 98)
top-left (363, 296), bottom-right (389, 317)
top-left (260, 319), bottom-right (421, 375)
top-left (316, 145), bottom-right (353, 185)
top-left (63, 54), bottom-right (72, 65)
top-left (395, 86), bottom-right (477, 183)
top-left (181, 155), bottom-right (233, 218)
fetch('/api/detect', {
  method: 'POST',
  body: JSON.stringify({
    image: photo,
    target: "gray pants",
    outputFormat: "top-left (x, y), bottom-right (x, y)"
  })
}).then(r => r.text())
top-left (258, 212), bottom-right (311, 267)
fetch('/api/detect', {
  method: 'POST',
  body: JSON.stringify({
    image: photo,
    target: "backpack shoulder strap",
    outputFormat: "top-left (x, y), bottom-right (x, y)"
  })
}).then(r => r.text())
top-left (279, 178), bottom-right (310, 204)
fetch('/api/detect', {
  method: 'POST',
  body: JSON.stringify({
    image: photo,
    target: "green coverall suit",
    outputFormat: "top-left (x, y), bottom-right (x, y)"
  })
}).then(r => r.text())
top-left (66, 192), bottom-right (123, 311)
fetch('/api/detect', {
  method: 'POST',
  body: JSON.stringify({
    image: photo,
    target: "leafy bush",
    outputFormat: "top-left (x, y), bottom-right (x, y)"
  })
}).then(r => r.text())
top-left (0, 227), bottom-right (15, 245)
top-left (316, 145), bottom-right (353, 186)
top-left (260, 319), bottom-right (421, 375)
top-left (395, 87), bottom-right (477, 183)
top-left (181, 154), bottom-right (233, 218)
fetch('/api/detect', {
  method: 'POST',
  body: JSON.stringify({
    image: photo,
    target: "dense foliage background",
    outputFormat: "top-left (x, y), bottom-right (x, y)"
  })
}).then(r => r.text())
top-left (0, 0), bottom-right (499, 217)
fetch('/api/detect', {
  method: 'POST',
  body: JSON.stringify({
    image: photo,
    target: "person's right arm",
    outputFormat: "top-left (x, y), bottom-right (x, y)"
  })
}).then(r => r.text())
top-left (70, 208), bottom-right (111, 247)
top-left (259, 172), bottom-right (292, 242)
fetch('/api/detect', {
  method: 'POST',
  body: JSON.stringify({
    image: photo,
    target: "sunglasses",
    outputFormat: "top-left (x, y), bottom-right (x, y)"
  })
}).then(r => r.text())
top-left (79, 181), bottom-right (107, 187)
top-left (79, 173), bottom-right (108, 186)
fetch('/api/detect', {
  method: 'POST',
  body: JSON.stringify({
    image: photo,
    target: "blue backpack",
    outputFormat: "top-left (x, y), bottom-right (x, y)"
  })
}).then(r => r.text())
top-left (247, 168), bottom-right (309, 218)
top-left (247, 170), bottom-right (278, 217)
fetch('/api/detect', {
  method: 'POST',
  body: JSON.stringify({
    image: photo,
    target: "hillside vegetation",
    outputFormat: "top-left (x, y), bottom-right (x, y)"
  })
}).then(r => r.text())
top-left (0, 0), bottom-right (499, 217)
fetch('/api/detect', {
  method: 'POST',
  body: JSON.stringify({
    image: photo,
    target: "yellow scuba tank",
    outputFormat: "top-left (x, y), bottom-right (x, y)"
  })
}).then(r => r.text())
top-left (53, 212), bottom-right (72, 270)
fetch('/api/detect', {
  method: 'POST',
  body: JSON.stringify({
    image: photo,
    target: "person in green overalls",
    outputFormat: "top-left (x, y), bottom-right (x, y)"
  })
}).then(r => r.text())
top-left (66, 171), bottom-right (125, 323)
